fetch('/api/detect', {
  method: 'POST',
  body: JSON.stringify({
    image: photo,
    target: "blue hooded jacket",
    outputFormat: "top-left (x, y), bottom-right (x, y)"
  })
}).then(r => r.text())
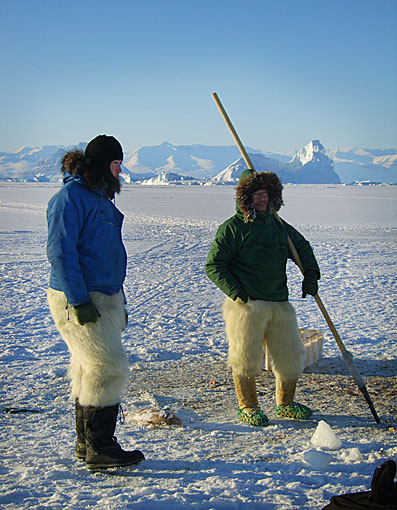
top-left (46, 173), bottom-right (127, 306)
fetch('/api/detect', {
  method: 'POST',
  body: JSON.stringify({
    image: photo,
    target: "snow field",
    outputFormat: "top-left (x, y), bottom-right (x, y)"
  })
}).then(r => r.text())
top-left (0, 184), bottom-right (396, 509)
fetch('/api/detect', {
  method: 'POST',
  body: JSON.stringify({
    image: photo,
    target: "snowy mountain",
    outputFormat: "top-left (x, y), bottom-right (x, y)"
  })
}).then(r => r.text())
top-left (122, 141), bottom-right (263, 179)
top-left (0, 145), bottom-right (71, 181)
top-left (215, 140), bottom-right (341, 184)
top-left (0, 141), bottom-right (395, 184)
top-left (22, 145), bottom-right (87, 182)
top-left (214, 154), bottom-right (287, 183)
top-left (0, 143), bottom-right (147, 184)
top-left (0, 143), bottom-right (86, 183)
top-left (328, 147), bottom-right (397, 183)
top-left (0, 141), bottom-right (261, 183)
top-left (290, 139), bottom-right (329, 166)
top-left (286, 140), bottom-right (341, 184)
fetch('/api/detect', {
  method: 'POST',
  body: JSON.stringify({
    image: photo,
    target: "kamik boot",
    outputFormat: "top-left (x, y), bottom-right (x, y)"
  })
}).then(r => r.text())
top-left (275, 379), bottom-right (312, 420)
top-left (84, 404), bottom-right (145, 470)
top-left (75, 399), bottom-right (86, 460)
top-left (233, 372), bottom-right (269, 427)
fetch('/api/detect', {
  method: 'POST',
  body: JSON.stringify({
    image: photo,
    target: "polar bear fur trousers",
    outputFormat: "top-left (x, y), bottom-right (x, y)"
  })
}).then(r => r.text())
top-left (223, 297), bottom-right (304, 381)
top-left (47, 288), bottom-right (129, 408)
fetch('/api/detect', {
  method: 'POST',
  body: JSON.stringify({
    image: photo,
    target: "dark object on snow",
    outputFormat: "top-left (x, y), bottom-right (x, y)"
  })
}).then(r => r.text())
top-left (75, 399), bottom-right (86, 460)
top-left (84, 404), bottom-right (145, 470)
top-left (370, 460), bottom-right (397, 505)
top-left (2, 408), bottom-right (40, 414)
top-left (127, 407), bottom-right (182, 427)
top-left (322, 459), bottom-right (397, 509)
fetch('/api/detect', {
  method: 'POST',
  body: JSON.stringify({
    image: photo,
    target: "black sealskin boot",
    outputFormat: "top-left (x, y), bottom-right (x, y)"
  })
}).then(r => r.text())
top-left (84, 404), bottom-right (145, 470)
top-left (75, 399), bottom-right (86, 460)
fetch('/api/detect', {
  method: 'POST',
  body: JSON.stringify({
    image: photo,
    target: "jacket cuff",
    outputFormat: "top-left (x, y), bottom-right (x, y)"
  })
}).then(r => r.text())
top-left (304, 269), bottom-right (320, 280)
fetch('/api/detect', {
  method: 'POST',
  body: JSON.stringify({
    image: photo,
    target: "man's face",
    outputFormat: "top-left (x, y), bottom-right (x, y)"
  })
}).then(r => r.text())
top-left (110, 160), bottom-right (122, 179)
top-left (251, 189), bottom-right (269, 212)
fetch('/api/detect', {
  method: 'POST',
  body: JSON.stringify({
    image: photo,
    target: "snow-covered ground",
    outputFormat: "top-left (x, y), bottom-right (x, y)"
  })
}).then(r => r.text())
top-left (0, 183), bottom-right (396, 510)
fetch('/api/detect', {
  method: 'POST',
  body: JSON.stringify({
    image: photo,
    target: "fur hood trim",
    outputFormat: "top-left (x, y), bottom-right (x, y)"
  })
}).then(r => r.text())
top-left (236, 171), bottom-right (283, 222)
top-left (61, 149), bottom-right (120, 196)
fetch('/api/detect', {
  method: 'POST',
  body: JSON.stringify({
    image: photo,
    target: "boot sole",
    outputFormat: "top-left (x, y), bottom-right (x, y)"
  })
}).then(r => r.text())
top-left (76, 451), bottom-right (87, 461)
top-left (86, 457), bottom-right (145, 471)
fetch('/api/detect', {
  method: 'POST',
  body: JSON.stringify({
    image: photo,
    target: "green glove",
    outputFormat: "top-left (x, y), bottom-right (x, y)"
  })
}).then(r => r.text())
top-left (302, 271), bottom-right (319, 298)
top-left (73, 302), bottom-right (101, 326)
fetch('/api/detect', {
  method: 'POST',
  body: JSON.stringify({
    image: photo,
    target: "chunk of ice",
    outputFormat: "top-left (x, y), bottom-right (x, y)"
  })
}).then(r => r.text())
top-left (341, 447), bottom-right (363, 463)
top-left (303, 449), bottom-right (333, 469)
top-left (311, 420), bottom-right (342, 450)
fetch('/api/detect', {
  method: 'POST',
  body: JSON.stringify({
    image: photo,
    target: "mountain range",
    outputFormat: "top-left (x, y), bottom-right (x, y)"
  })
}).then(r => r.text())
top-left (215, 141), bottom-right (341, 184)
top-left (0, 140), bottom-right (395, 184)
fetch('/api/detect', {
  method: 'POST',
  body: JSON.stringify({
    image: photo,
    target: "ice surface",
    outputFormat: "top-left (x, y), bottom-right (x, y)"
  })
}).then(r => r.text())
top-left (0, 183), bottom-right (396, 510)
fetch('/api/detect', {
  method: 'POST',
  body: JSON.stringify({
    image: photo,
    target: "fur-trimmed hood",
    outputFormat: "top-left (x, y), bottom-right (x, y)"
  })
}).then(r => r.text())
top-left (61, 149), bottom-right (120, 198)
top-left (236, 171), bottom-right (284, 222)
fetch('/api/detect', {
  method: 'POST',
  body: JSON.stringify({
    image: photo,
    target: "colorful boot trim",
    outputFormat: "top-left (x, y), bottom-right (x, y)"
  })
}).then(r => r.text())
top-left (238, 407), bottom-right (269, 427)
top-left (275, 402), bottom-right (313, 420)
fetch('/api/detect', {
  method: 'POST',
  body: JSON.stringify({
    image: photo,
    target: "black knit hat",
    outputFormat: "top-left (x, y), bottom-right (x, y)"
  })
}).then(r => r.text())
top-left (84, 135), bottom-right (123, 175)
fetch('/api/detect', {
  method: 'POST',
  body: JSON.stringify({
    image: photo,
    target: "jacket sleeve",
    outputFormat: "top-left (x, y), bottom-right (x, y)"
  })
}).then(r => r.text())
top-left (205, 223), bottom-right (244, 300)
top-left (283, 221), bottom-right (320, 278)
top-left (46, 192), bottom-right (91, 306)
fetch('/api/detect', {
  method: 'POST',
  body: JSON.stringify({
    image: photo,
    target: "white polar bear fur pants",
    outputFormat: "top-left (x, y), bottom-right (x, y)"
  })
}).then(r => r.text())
top-left (47, 288), bottom-right (129, 407)
top-left (223, 297), bottom-right (304, 380)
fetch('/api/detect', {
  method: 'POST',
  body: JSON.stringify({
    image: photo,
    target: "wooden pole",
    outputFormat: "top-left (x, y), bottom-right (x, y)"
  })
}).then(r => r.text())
top-left (211, 92), bottom-right (255, 171)
top-left (274, 222), bottom-right (380, 423)
top-left (211, 91), bottom-right (381, 424)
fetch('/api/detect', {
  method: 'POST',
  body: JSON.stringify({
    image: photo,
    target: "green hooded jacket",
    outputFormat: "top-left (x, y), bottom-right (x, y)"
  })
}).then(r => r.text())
top-left (205, 171), bottom-right (320, 302)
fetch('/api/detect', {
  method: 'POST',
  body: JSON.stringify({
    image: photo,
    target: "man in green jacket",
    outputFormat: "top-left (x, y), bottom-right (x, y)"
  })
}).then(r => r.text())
top-left (205, 170), bottom-right (320, 426)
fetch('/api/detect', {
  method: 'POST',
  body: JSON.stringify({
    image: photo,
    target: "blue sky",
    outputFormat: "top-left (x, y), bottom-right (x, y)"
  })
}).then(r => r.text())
top-left (0, 0), bottom-right (396, 153)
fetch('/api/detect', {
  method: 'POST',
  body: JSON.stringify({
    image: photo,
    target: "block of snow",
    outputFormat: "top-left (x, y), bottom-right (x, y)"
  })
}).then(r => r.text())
top-left (340, 447), bottom-right (363, 463)
top-left (264, 328), bottom-right (323, 370)
top-left (303, 448), bottom-right (333, 469)
top-left (311, 420), bottom-right (342, 450)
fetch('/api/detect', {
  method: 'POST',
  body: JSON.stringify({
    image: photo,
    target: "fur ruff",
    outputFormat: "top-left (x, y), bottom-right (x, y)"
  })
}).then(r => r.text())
top-left (61, 149), bottom-right (121, 197)
top-left (223, 297), bottom-right (304, 380)
top-left (236, 171), bottom-right (284, 222)
top-left (47, 288), bottom-right (129, 407)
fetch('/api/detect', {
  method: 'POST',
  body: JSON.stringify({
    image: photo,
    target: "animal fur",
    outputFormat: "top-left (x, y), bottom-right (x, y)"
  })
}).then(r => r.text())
top-left (223, 297), bottom-right (304, 381)
top-left (47, 288), bottom-right (129, 407)
top-left (61, 149), bottom-right (121, 197)
top-left (236, 171), bottom-right (284, 222)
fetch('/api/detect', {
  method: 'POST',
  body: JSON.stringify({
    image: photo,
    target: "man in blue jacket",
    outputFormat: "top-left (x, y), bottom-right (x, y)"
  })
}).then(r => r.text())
top-left (46, 135), bottom-right (144, 470)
